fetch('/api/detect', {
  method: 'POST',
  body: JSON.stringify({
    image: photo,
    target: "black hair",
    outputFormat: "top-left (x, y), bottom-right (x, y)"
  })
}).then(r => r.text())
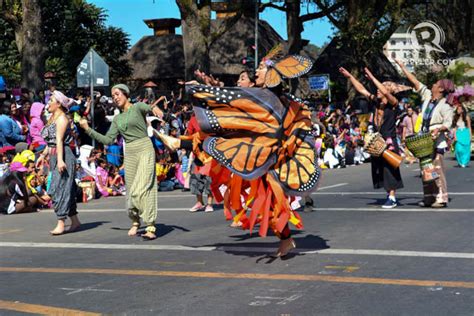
top-left (1, 101), bottom-right (12, 115)
top-left (268, 84), bottom-right (283, 97)
top-left (239, 69), bottom-right (256, 84)
top-left (0, 171), bottom-right (29, 210)
top-left (452, 106), bottom-right (468, 128)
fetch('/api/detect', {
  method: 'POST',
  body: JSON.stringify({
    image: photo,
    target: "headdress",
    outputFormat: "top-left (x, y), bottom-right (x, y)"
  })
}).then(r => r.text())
top-left (381, 81), bottom-right (412, 94)
top-left (112, 84), bottom-right (130, 96)
top-left (52, 91), bottom-right (74, 109)
top-left (262, 44), bottom-right (313, 88)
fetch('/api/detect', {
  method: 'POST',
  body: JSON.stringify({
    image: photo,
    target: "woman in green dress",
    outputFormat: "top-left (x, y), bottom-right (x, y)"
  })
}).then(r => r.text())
top-left (79, 84), bottom-right (163, 240)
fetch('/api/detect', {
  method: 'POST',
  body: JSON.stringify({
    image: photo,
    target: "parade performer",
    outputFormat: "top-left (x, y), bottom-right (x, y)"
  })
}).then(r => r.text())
top-left (36, 91), bottom-right (81, 234)
top-left (79, 84), bottom-right (163, 239)
top-left (339, 66), bottom-right (404, 208)
top-left (395, 59), bottom-right (454, 208)
top-left (159, 45), bottom-right (321, 256)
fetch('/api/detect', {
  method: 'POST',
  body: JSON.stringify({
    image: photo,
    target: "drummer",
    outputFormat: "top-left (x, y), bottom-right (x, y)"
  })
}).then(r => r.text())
top-left (339, 66), bottom-right (404, 208)
top-left (395, 59), bottom-right (454, 208)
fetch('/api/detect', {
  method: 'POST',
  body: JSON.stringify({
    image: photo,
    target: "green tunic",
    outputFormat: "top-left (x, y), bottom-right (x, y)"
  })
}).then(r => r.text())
top-left (86, 102), bottom-right (158, 232)
top-left (86, 102), bottom-right (150, 144)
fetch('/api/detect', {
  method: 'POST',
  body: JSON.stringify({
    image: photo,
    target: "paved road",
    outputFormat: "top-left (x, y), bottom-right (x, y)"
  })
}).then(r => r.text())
top-left (0, 155), bottom-right (473, 315)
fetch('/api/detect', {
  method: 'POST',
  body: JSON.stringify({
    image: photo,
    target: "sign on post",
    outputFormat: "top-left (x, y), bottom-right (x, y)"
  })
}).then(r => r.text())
top-left (77, 49), bottom-right (109, 88)
top-left (309, 75), bottom-right (329, 90)
top-left (309, 74), bottom-right (331, 102)
top-left (76, 49), bottom-right (109, 147)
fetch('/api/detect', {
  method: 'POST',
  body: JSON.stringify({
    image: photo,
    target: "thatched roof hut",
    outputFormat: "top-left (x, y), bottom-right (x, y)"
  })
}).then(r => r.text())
top-left (209, 18), bottom-right (284, 76)
top-left (126, 16), bottom-right (283, 88)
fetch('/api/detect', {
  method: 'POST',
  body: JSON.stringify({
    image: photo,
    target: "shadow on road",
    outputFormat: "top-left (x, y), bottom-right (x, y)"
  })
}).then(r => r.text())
top-left (356, 196), bottom-right (411, 207)
top-left (110, 223), bottom-right (190, 238)
top-left (205, 233), bottom-right (329, 263)
top-left (73, 221), bottom-right (110, 232)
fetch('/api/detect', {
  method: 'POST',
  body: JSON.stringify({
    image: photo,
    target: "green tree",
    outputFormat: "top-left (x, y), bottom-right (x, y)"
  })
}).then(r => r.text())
top-left (0, 0), bottom-right (47, 91)
top-left (43, 0), bottom-right (131, 88)
top-left (259, 0), bottom-right (342, 93)
top-left (0, 19), bottom-right (21, 86)
top-left (0, 0), bottom-right (131, 91)
top-left (176, 0), bottom-right (245, 80)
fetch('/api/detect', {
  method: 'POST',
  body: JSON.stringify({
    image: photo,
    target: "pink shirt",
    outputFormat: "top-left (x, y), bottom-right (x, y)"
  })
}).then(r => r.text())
top-left (402, 113), bottom-right (418, 137)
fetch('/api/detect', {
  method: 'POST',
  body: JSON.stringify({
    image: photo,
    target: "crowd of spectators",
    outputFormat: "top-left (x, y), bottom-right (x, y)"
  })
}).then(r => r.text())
top-left (0, 80), bottom-right (472, 215)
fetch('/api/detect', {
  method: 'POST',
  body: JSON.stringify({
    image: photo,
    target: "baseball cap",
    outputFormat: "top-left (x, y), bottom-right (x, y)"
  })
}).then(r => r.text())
top-left (10, 162), bottom-right (27, 172)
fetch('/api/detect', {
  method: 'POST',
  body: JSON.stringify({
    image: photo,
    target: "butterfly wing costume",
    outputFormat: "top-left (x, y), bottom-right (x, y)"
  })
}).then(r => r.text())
top-left (185, 49), bottom-right (320, 237)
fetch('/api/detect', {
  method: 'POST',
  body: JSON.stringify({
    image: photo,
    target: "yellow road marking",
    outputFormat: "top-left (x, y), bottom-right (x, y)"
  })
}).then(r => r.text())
top-left (0, 299), bottom-right (100, 315)
top-left (154, 261), bottom-right (206, 266)
top-left (1, 267), bottom-right (473, 289)
top-left (0, 229), bottom-right (22, 235)
top-left (324, 265), bottom-right (360, 273)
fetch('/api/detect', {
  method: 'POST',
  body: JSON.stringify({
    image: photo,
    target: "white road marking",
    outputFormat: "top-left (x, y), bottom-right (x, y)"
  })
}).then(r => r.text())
top-left (311, 208), bottom-right (474, 212)
top-left (156, 191), bottom-right (474, 198)
top-left (0, 242), bottom-right (473, 259)
top-left (37, 207), bottom-right (474, 213)
top-left (317, 183), bottom-right (348, 190)
top-left (311, 192), bottom-right (474, 196)
top-left (147, 191), bottom-right (474, 198)
top-left (303, 249), bottom-right (474, 259)
top-left (59, 287), bottom-right (114, 295)
top-left (0, 242), bottom-right (215, 251)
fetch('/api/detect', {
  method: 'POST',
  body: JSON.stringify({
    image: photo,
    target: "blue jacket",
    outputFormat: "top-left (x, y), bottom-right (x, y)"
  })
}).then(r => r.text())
top-left (0, 114), bottom-right (25, 147)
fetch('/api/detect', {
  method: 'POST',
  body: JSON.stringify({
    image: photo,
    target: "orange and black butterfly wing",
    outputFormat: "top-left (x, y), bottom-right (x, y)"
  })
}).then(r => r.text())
top-left (203, 137), bottom-right (279, 180)
top-left (264, 68), bottom-right (282, 88)
top-left (270, 133), bottom-right (321, 195)
top-left (187, 84), bottom-right (287, 178)
top-left (274, 55), bottom-right (313, 79)
top-left (270, 100), bottom-right (321, 195)
top-left (187, 85), bottom-right (285, 137)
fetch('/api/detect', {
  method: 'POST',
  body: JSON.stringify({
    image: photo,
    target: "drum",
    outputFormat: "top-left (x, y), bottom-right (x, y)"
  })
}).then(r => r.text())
top-left (364, 133), bottom-right (386, 157)
top-left (405, 133), bottom-right (434, 159)
top-left (364, 133), bottom-right (402, 169)
top-left (405, 133), bottom-right (439, 182)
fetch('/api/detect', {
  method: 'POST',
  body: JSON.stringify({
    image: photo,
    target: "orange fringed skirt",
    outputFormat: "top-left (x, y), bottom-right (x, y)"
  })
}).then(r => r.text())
top-left (184, 84), bottom-right (321, 237)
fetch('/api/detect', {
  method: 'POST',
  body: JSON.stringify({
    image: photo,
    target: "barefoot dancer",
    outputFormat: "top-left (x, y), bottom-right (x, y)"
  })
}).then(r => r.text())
top-left (158, 46), bottom-right (320, 257)
top-left (79, 84), bottom-right (163, 240)
top-left (37, 91), bottom-right (81, 235)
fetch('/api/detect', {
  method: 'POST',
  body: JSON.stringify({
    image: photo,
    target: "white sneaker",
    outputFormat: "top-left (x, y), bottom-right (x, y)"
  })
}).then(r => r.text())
top-left (189, 202), bottom-right (204, 212)
top-left (204, 205), bottom-right (214, 213)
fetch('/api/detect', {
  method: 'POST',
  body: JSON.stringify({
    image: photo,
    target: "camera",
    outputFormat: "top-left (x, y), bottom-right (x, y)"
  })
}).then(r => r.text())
top-left (99, 95), bottom-right (113, 105)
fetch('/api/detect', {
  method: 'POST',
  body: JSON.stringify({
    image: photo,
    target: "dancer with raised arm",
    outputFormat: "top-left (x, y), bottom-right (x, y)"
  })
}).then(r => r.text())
top-left (79, 84), bottom-right (163, 239)
top-left (158, 45), bottom-right (320, 257)
top-left (339, 66), bottom-right (404, 208)
top-left (395, 59), bottom-right (454, 208)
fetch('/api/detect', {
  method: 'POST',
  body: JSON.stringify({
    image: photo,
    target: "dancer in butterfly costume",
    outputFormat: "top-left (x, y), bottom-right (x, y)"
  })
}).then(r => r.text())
top-left (159, 45), bottom-right (321, 257)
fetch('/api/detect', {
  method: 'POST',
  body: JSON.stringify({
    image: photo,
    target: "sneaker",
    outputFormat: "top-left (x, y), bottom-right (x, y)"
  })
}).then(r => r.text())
top-left (189, 202), bottom-right (204, 212)
top-left (204, 205), bottom-right (214, 213)
top-left (382, 197), bottom-right (397, 209)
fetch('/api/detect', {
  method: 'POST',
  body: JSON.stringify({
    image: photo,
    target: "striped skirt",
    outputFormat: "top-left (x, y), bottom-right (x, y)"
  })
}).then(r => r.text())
top-left (124, 137), bottom-right (157, 231)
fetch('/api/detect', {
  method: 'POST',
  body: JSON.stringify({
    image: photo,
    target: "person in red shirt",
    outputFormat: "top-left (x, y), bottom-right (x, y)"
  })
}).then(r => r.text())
top-left (186, 115), bottom-right (214, 213)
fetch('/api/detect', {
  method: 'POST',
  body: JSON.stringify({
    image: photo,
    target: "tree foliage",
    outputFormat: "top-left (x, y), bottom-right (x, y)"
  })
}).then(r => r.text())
top-left (0, 0), bottom-right (131, 90)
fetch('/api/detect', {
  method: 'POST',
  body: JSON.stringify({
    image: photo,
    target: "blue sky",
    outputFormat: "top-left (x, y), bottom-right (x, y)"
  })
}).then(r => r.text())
top-left (88, 0), bottom-right (335, 48)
